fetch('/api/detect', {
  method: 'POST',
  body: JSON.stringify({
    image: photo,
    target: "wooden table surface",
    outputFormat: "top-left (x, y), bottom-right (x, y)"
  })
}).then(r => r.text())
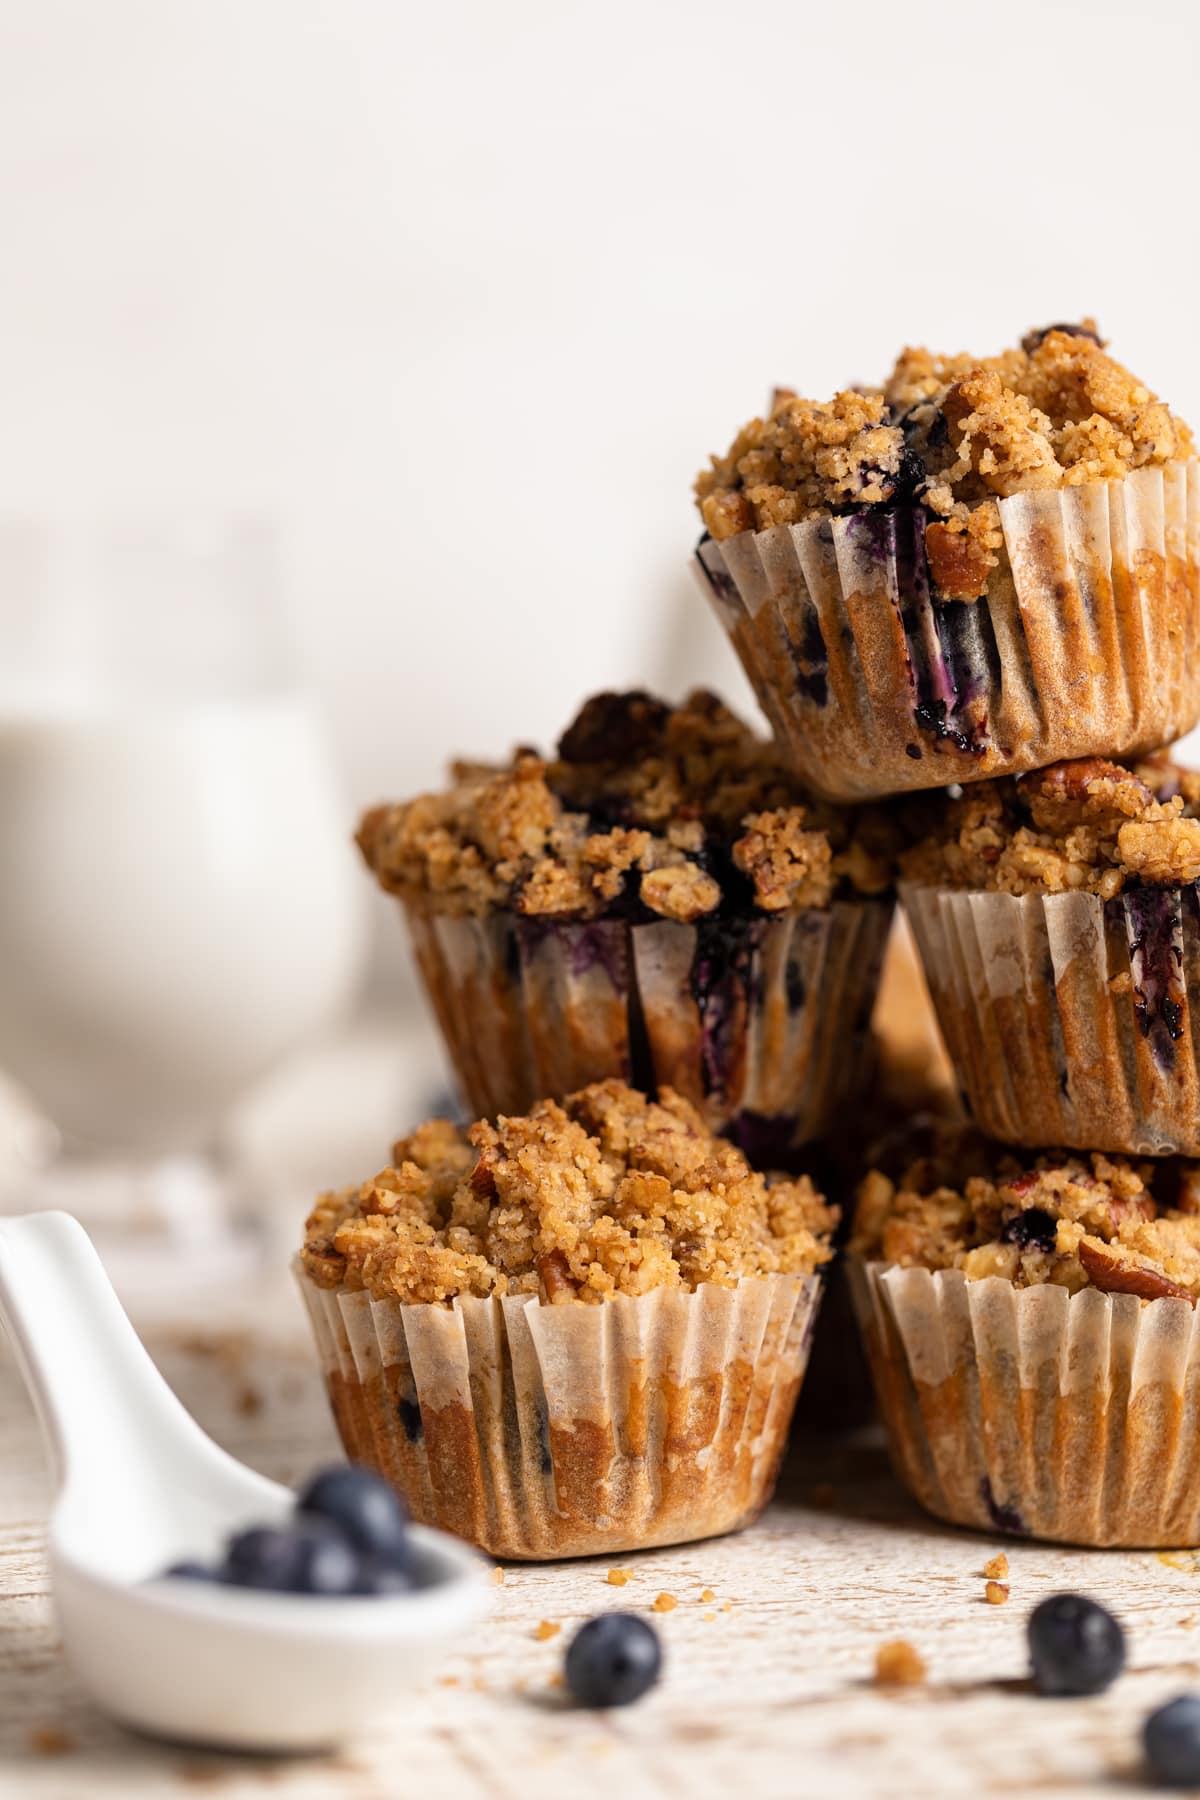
top-left (5, 1293), bottom-right (1200, 1799)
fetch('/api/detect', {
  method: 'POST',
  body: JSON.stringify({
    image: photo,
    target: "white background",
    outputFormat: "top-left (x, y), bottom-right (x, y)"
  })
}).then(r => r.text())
top-left (0, 0), bottom-right (1197, 897)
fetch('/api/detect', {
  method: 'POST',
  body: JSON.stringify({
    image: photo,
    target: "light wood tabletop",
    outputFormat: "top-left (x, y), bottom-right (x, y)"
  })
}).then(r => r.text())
top-left (4, 1287), bottom-right (1200, 1799)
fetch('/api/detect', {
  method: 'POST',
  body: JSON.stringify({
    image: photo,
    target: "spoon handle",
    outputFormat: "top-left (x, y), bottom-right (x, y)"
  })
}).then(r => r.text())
top-left (0, 1210), bottom-right (216, 1494)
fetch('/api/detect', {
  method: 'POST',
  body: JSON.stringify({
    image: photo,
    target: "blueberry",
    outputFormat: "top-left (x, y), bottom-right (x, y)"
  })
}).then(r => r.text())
top-left (355, 1558), bottom-right (419, 1596)
top-left (1028, 1594), bottom-right (1125, 1696)
top-left (1145, 1695), bottom-right (1200, 1785)
top-left (164, 1560), bottom-right (216, 1582)
top-left (564, 1613), bottom-right (662, 1709)
top-left (222, 1520), bottom-right (360, 1596)
top-left (297, 1465), bottom-right (411, 1569)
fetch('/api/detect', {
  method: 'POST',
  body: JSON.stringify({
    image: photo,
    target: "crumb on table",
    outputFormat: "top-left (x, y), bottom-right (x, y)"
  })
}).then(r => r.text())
top-left (490, 1566), bottom-right (505, 1586)
top-left (875, 1640), bottom-right (927, 1686)
top-left (983, 1553), bottom-right (1009, 1581)
top-left (607, 1568), bottom-right (632, 1587)
top-left (984, 1582), bottom-right (1010, 1606)
top-left (700, 1587), bottom-right (716, 1602)
top-left (533, 1620), bottom-right (561, 1641)
top-left (653, 1592), bottom-right (678, 1614)
top-left (29, 1726), bottom-right (75, 1756)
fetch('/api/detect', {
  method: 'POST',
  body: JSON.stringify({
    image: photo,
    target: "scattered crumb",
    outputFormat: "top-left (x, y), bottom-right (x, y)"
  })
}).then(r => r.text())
top-left (702, 1611), bottom-right (717, 1622)
top-left (984, 1581), bottom-right (1010, 1606)
top-left (875, 1640), bottom-right (927, 1686)
top-left (548, 1672), bottom-right (564, 1689)
top-left (700, 1587), bottom-right (716, 1603)
top-left (29, 1727), bottom-right (75, 1757)
top-left (234, 1383), bottom-right (262, 1417)
top-left (720, 1601), bottom-right (734, 1613)
top-left (810, 1483), bottom-right (837, 1509)
top-left (652, 1592), bottom-right (678, 1613)
top-left (490, 1566), bottom-right (506, 1586)
top-left (438, 1675), bottom-right (460, 1687)
top-left (983, 1553), bottom-right (1009, 1581)
top-left (1179, 1614), bottom-right (1199, 1629)
top-left (607, 1568), bottom-right (633, 1587)
top-left (533, 1620), bottom-right (562, 1641)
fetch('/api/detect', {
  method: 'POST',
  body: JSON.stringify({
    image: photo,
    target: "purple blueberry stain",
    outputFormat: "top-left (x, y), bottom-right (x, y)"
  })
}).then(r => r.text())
top-left (724, 1110), bottom-right (799, 1170)
top-left (1120, 888), bottom-right (1186, 1072)
top-left (980, 1477), bottom-right (1030, 1537)
top-left (688, 915), bottom-right (763, 1099)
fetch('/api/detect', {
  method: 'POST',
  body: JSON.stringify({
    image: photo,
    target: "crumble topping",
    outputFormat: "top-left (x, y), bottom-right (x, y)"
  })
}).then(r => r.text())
top-left (301, 1080), bottom-right (836, 1305)
top-left (358, 688), bottom-right (895, 921)
top-left (696, 324), bottom-right (1194, 599)
top-left (899, 755), bottom-right (1200, 896)
top-left (851, 1135), bottom-right (1200, 1301)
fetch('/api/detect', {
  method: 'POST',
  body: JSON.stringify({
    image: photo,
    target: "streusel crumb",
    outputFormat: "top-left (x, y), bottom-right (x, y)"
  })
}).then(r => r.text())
top-left (852, 1135), bottom-right (1200, 1301)
top-left (302, 1080), bottom-right (836, 1305)
top-left (900, 755), bottom-right (1200, 896)
top-left (875, 1641), bottom-right (927, 1685)
top-left (359, 689), bottom-right (895, 919)
top-left (697, 324), bottom-right (1193, 599)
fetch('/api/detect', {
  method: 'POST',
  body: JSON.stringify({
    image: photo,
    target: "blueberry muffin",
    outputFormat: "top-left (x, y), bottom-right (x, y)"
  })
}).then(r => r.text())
top-left (694, 323), bottom-right (1200, 801)
top-left (849, 1134), bottom-right (1200, 1547)
top-left (297, 1080), bottom-right (834, 1558)
top-left (359, 689), bottom-right (895, 1160)
top-left (900, 753), bottom-right (1200, 1154)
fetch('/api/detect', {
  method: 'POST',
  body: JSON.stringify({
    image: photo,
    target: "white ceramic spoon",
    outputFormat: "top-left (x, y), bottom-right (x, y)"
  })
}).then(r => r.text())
top-left (0, 1210), bottom-right (486, 1752)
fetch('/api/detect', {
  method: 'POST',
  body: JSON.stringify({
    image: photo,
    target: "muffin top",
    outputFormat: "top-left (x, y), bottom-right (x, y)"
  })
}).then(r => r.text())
top-left (899, 755), bottom-right (1200, 897)
top-left (302, 1080), bottom-right (836, 1306)
top-left (696, 323), bottom-right (1194, 599)
top-left (359, 688), bottom-right (894, 922)
top-left (851, 1132), bottom-right (1200, 1301)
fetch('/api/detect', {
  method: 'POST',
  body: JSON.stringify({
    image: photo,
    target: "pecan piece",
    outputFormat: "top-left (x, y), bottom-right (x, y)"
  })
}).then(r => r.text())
top-left (537, 1249), bottom-right (576, 1302)
top-left (1078, 1237), bottom-right (1194, 1304)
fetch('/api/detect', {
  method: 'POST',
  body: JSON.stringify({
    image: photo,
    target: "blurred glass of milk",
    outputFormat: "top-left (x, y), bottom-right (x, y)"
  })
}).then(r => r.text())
top-left (0, 519), bottom-right (366, 1268)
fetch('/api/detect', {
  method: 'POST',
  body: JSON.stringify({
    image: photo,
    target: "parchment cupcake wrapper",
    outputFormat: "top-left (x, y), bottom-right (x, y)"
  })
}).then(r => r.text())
top-left (902, 880), bottom-right (1200, 1155)
top-left (695, 463), bottom-right (1200, 802)
top-left (403, 898), bottom-right (892, 1156)
top-left (296, 1266), bottom-right (822, 1559)
top-left (848, 1258), bottom-right (1200, 1548)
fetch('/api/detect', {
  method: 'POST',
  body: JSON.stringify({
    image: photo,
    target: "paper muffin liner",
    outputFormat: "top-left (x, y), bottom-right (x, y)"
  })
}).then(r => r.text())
top-left (902, 879), bottom-right (1200, 1155)
top-left (849, 1258), bottom-right (1200, 1547)
top-left (403, 898), bottom-right (892, 1156)
top-left (695, 463), bottom-right (1200, 802)
top-left (296, 1266), bottom-right (823, 1559)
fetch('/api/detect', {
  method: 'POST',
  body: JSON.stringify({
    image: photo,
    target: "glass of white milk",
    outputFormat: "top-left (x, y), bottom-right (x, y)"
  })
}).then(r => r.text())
top-left (0, 518), bottom-right (367, 1290)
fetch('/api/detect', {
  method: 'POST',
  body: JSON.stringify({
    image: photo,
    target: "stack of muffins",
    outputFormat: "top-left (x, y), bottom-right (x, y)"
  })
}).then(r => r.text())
top-left (299, 319), bottom-right (1200, 1557)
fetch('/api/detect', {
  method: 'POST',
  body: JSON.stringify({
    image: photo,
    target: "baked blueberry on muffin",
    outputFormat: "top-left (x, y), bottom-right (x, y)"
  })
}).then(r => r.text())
top-left (849, 1134), bottom-right (1200, 1547)
top-left (298, 1080), bottom-right (834, 1558)
top-left (900, 754), bottom-right (1200, 1154)
top-left (359, 689), bottom-right (895, 1159)
top-left (694, 324), bottom-right (1200, 800)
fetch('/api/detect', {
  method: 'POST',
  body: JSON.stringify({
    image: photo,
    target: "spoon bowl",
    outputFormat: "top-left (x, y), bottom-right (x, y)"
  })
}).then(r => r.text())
top-left (0, 1211), bottom-right (486, 1751)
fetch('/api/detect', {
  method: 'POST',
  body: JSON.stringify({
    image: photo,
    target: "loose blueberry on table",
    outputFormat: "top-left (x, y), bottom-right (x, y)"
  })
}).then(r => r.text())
top-left (161, 1464), bottom-right (417, 1597)
top-left (564, 1613), bottom-right (662, 1708)
top-left (1144, 1694), bottom-right (1200, 1787)
top-left (1027, 1594), bottom-right (1125, 1697)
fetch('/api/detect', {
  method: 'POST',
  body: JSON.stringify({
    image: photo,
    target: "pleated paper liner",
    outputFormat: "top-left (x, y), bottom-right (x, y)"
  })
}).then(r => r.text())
top-left (403, 898), bottom-right (891, 1155)
top-left (848, 1258), bottom-right (1200, 1548)
top-left (297, 1267), bottom-right (823, 1559)
top-left (695, 463), bottom-right (1200, 803)
top-left (902, 879), bottom-right (1200, 1155)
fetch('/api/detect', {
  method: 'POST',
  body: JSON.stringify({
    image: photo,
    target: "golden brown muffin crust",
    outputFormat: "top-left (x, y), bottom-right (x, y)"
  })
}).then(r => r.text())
top-left (359, 688), bottom-right (896, 919)
top-left (851, 1135), bottom-right (1200, 1301)
top-left (696, 323), bottom-right (1194, 600)
top-left (302, 1080), bottom-right (836, 1305)
top-left (900, 754), bottom-right (1200, 897)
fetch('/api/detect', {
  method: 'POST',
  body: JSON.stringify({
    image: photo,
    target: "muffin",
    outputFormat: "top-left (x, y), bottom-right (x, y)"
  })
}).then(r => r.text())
top-left (900, 753), bottom-right (1200, 1154)
top-left (359, 688), bottom-right (895, 1159)
top-left (694, 323), bottom-right (1200, 801)
top-left (297, 1080), bottom-right (834, 1559)
top-left (849, 1133), bottom-right (1200, 1547)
